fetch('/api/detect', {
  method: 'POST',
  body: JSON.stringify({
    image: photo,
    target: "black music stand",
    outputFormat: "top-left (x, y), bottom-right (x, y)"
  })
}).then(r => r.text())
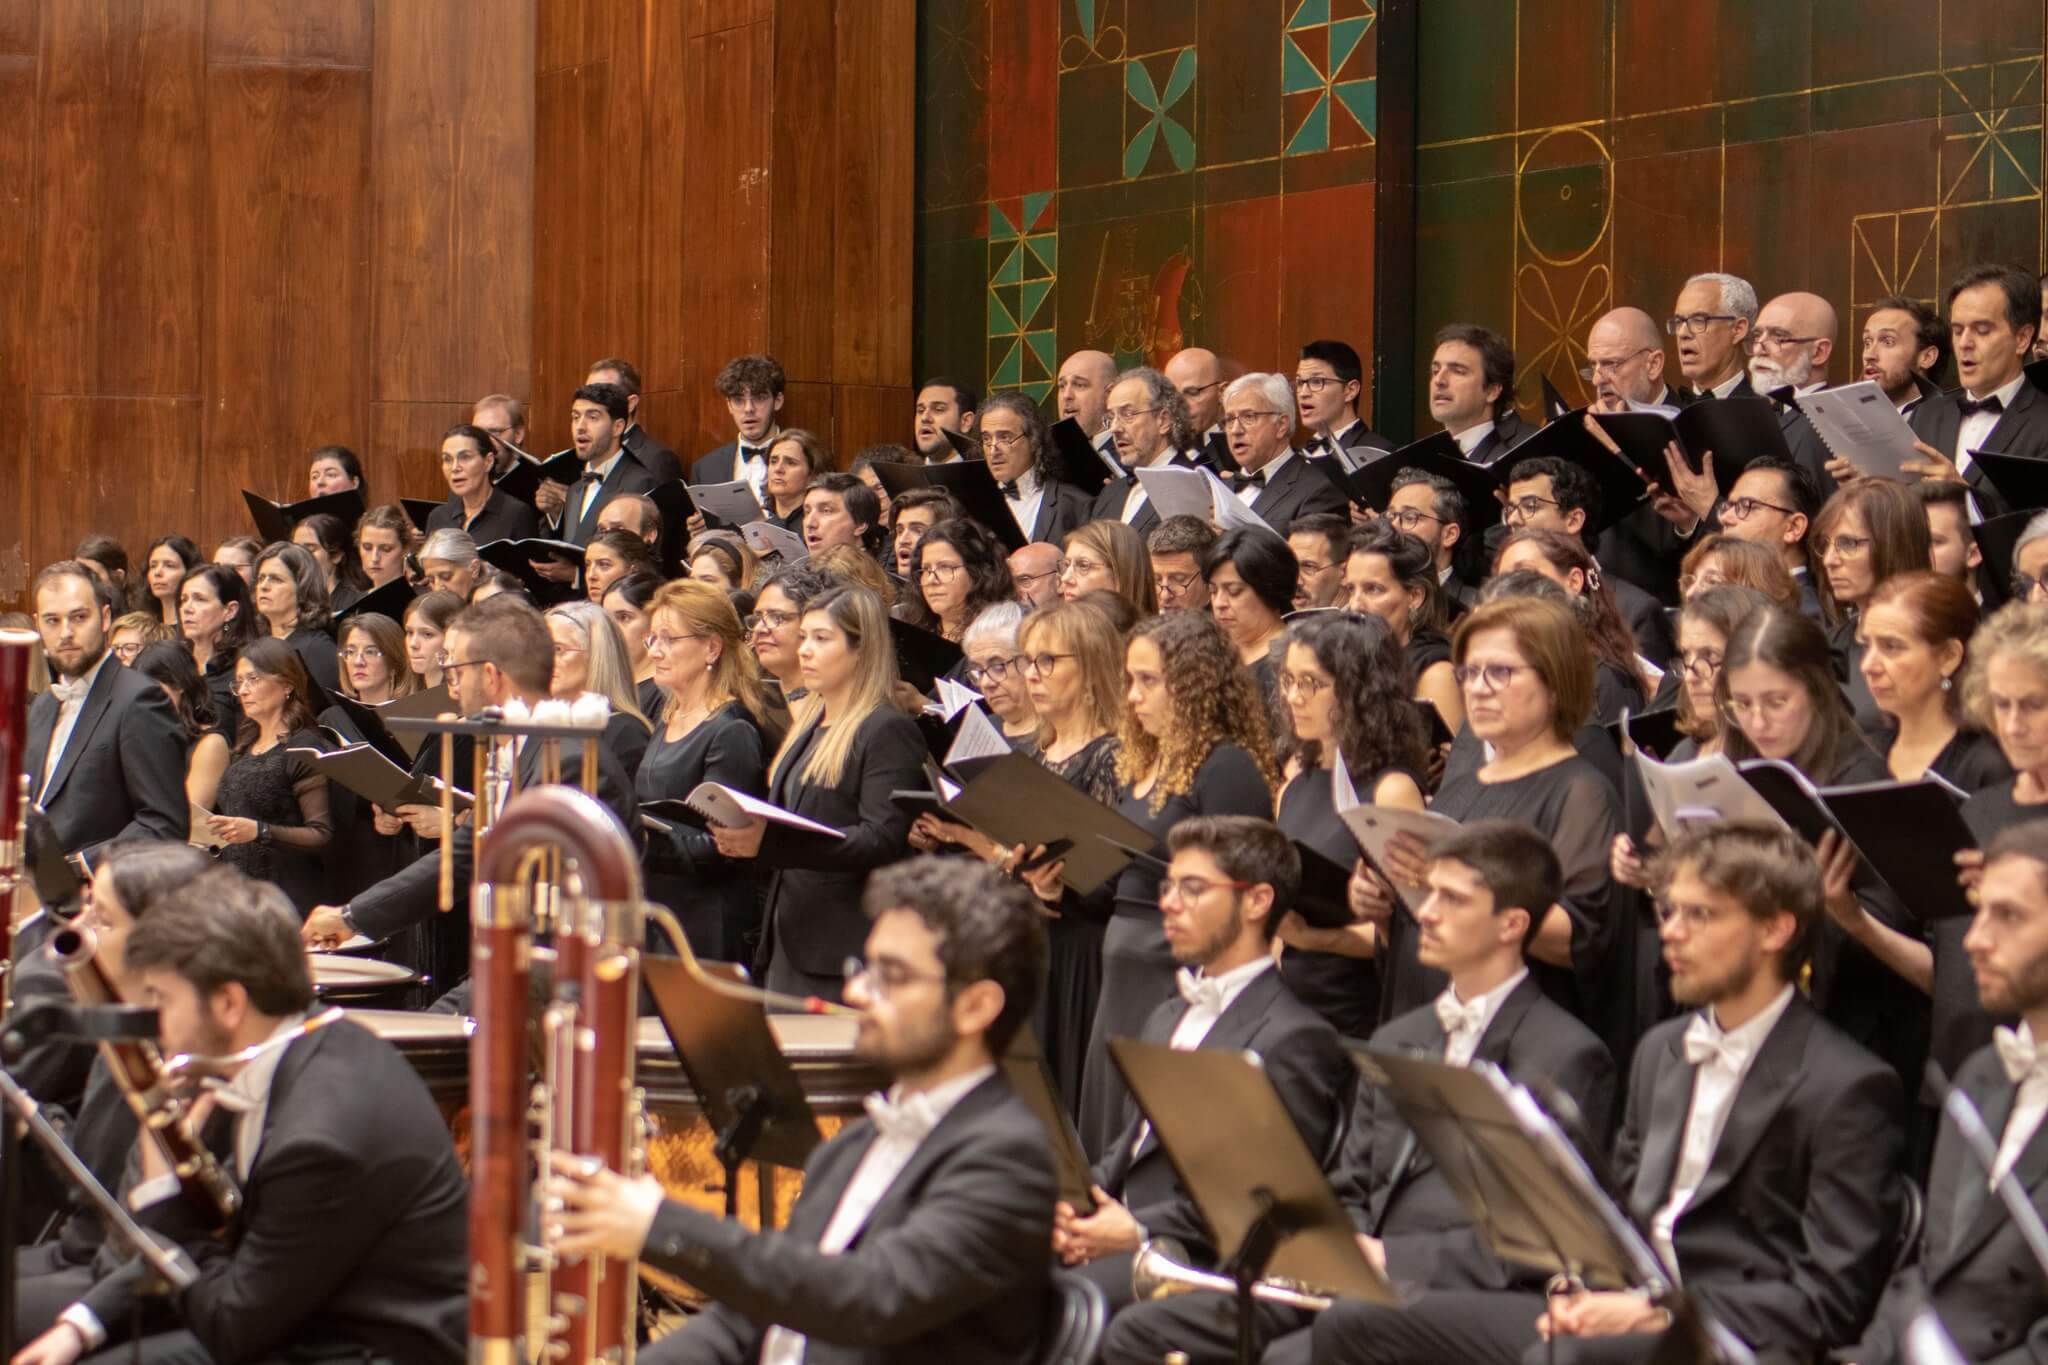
top-left (999, 1031), bottom-right (1095, 1214)
top-left (641, 955), bottom-right (823, 1223)
top-left (1108, 1040), bottom-right (1393, 1365)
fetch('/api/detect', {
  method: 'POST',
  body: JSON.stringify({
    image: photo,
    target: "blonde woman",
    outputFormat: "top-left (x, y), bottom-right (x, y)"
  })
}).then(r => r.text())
top-left (544, 600), bottom-right (654, 781)
top-left (710, 585), bottom-right (926, 1000)
top-left (638, 579), bottom-right (773, 960)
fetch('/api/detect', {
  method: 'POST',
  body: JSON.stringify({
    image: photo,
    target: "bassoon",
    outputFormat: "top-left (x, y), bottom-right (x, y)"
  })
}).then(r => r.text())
top-left (0, 627), bottom-right (36, 1013)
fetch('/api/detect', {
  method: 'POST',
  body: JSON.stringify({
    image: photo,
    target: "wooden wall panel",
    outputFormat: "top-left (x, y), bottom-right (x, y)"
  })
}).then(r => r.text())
top-left (367, 401), bottom-right (473, 510)
top-left (830, 0), bottom-right (914, 389)
top-left (680, 21), bottom-right (772, 404)
top-left (767, 0), bottom-right (835, 382)
top-left (36, 0), bottom-right (205, 397)
top-left (33, 399), bottom-right (203, 575)
top-left (0, 49), bottom-right (37, 599)
top-left (0, 1), bottom-right (36, 57)
top-left (201, 62), bottom-right (372, 547)
top-left (207, 0), bottom-right (371, 68)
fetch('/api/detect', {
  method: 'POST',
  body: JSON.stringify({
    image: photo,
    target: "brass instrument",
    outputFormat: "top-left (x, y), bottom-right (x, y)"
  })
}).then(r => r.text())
top-left (1130, 1238), bottom-right (1334, 1313)
top-left (0, 627), bottom-right (36, 1013)
top-left (48, 926), bottom-right (244, 1224)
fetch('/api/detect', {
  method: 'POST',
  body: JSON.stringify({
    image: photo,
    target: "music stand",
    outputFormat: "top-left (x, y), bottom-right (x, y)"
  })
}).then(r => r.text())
top-left (1108, 1040), bottom-right (1394, 1365)
top-left (641, 954), bottom-right (824, 1223)
top-left (998, 1031), bottom-right (1095, 1214)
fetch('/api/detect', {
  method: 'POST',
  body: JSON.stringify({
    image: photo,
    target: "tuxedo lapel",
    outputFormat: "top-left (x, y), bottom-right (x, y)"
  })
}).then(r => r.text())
top-left (22, 692), bottom-right (55, 806)
top-left (1984, 381), bottom-right (2047, 454)
top-left (791, 1122), bottom-right (879, 1244)
top-left (847, 1075), bottom-right (1009, 1247)
top-left (1939, 1066), bottom-right (2033, 1272)
top-left (1631, 1029), bottom-right (1695, 1224)
top-left (1127, 978), bottom-right (1273, 1164)
top-left (1682, 1003), bottom-right (1809, 1214)
top-left (40, 665), bottom-right (119, 806)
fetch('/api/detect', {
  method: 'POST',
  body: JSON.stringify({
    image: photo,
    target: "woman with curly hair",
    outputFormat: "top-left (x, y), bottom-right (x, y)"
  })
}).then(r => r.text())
top-left (1494, 526), bottom-right (1652, 721)
top-left (1025, 608), bottom-right (1277, 1155)
top-left (903, 517), bottom-right (1015, 641)
top-left (1272, 612), bottom-right (1429, 1037)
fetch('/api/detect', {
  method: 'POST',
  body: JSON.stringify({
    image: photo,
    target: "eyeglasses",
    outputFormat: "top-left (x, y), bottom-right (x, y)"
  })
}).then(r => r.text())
top-left (1296, 559), bottom-right (1331, 578)
top-left (1678, 650), bottom-right (1724, 680)
top-left (1677, 571), bottom-right (1726, 595)
top-left (552, 642), bottom-right (586, 658)
top-left (110, 641), bottom-right (144, 663)
top-left (1107, 406), bottom-right (1160, 428)
top-left (842, 955), bottom-right (949, 999)
top-left (1156, 570), bottom-right (1201, 598)
top-left (339, 646), bottom-right (384, 663)
top-left (917, 562), bottom-right (967, 584)
top-left (1012, 568), bottom-right (1060, 589)
top-left (1278, 671), bottom-right (1332, 698)
top-left (1452, 662), bottom-right (1532, 691)
top-left (1721, 693), bottom-right (1800, 723)
top-left (1179, 379), bottom-right (1223, 399)
top-left (1058, 557), bottom-right (1105, 579)
top-left (1576, 348), bottom-right (1656, 380)
top-left (646, 632), bottom-right (702, 653)
top-left (744, 609), bottom-right (798, 634)
top-left (1159, 874), bottom-right (1253, 906)
top-left (230, 673), bottom-right (280, 695)
top-left (1719, 496), bottom-right (1794, 523)
top-left (441, 657), bottom-right (495, 677)
top-left (966, 655), bottom-right (1025, 684)
top-left (1743, 329), bottom-right (1823, 355)
top-left (1501, 494), bottom-right (1560, 525)
top-left (1221, 409), bottom-right (1283, 431)
top-left (1384, 507), bottom-right (1442, 533)
top-left (1654, 899), bottom-right (1732, 930)
top-left (1816, 533), bottom-right (1871, 557)
top-left (1665, 313), bottom-right (1739, 335)
top-left (2013, 574), bottom-right (2048, 601)
top-left (1293, 375), bottom-right (1342, 393)
top-left (1021, 652), bottom-right (1075, 676)
top-left (978, 430), bottom-right (1024, 450)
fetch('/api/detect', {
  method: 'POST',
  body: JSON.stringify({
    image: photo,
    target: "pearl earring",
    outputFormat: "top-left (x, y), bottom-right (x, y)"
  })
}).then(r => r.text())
top-left (1941, 675), bottom-right (1953, 691)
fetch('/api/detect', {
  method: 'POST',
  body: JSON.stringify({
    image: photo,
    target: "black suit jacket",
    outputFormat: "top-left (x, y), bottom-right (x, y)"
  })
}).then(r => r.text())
top-left (1911, 379), bottom-right (2048, 521)
top-left (1028, 476), bottom-right (1095, 545)
top-left (759, 706), bottom-right (926, 976)
top-left (1337, 976), bottom-right (1615, 1291)
top-left (1466, 411), bottom-right (1530, 466)
top-left (1847, 1041), bottom-right (2048, 1365)
top-left (424, 487), bottom-right (540, 545)
top-left (347, 725), bottom-right (638, 942)
top-left (1240, 451), bottom-right (1351, 533)
top-left (80, 1020), bottom-right (468, 1363)
top-left (624, 423), bottom-right (684, 485)
top-left (21, 659), bottom-right (188, 860)
top-left (1617, 995), bottom-right (1904, 1355)
top-left (1089, 968), bottom-right (1348, 1262)
top-left (643, 1072), bottom-right (1052, 1365)
top-left (1087, 450), bottom-right (1214, 539)
top-left (558, 448), bottom-right (662, 545)
top-left (1609, 576), bottom-right (1674, 670)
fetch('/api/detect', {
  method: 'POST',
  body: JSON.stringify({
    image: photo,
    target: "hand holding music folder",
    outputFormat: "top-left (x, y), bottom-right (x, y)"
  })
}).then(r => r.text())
top-left (689, 479), bottom-right (768, 527)
top-left (942, 751), bottom-right (1155, 895)
top-left (490, 446), bottom-right (584, 507)
top-left (870, 458), bottom-right (1028, 552)
top-left (646, 782), bottom-right (846, 839)
top-left (1589, 395), bottom-right (1789, 494)
top-left (1108, 1040), bottom-right (1396, 1308)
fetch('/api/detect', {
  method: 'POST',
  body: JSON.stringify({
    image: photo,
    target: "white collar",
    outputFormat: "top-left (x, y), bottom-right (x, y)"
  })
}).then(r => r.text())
top-left (1241, 446), bottom-right (1297, 481)
top-left (879, 1063), bottom-right (994, 1123)
top-left (1700, 983), bottom-right (1796, 1056)
top-left (1703, 370), bottom-right (1745, 400)
top-left (51, 650), bottom-right (112, 705)
top-left (1444, 966), bottom-right (1528, 1022)
top-left (1001, 468), bottom-right (1041, 499)
top-left (1132, 443), bottom-right (1178, 472)
top-left (586, 448), bottom-right (624, 483)
top-left (1451, 420), bottom-right (1496, 456)
top-left (1187, 954), bottom-right (1274, 1006)
top-left (1966, 370), bottom-right (2030, 407)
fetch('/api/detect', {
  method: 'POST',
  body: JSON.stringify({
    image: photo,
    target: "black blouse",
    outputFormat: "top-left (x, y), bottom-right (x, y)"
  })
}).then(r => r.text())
top-left (1276, 767), bottom-right (1378, 1038)
top-left (1109, 743), bottom-right (1272, 918)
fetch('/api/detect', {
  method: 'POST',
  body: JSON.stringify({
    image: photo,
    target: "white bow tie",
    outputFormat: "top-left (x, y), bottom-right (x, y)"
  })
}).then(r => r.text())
top-left (49, 674), bottom-right (91, 706)
top-left (1682, 1014), bottom-right (1749, 1072)
top-left (1177, 969), bottom-right (1225, 1015)
top-left (1996, 1026), bottom-right (2048, 1085)
top-left (1434, 991), bottom-right (1488, 1039)
top-left (863, 1090), bottom-right (940, 1144)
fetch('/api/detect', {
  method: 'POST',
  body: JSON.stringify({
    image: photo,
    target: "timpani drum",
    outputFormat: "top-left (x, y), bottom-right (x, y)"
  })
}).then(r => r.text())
top-left (309, 953), bottom-right (423, 1010)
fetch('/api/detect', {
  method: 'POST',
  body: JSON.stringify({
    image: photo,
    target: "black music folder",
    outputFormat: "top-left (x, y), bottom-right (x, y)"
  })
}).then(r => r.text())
top-left (1589, 395), bottom-right (1789, 493)
top-left (871, 459), bottom-right (1027, 551)
top-left (333, 576), bottom-right (415, 626)
top-left (1047, 417), bottom-right (1115, 495)
top-left (290, 741), bottom-right (472, 814)
top-left (1328, 432), bottom-right (1473, 511)
top-left (942, 751), bottom-right (1155, 895)
top-left (1971, 449), bottom-right (2048, 512)
top-left (1603, 705), bottom-right (1685, 762)
top-left (242, 488), bottom-right (366, 545)
top-left (1000, 1031), bottom-right (1095, 1213)
top-left (491, 447), bottom-right (583, 507)
top-left (888, 616), bottom-right (964, 695)
top-left (1493, 410), bottom-right (1650, 535)
top-left (399, 498), bottom-right (443, 532)
top-left (1738, 760), bottom-right (1976, 920)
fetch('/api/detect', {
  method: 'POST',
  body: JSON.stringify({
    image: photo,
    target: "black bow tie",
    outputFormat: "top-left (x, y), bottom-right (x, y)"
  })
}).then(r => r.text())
top-left (1232, 471), bottom-right (1267, 493)
top-left (1958, 394), bottom-right (2006, 418)
top-left (740, 445), bottom-right (770, 461)
top-left (999, 480), bottom-right (1021, 498)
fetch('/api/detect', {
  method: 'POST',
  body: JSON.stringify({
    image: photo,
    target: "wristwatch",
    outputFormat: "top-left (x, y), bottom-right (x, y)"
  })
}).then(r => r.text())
top-left (253, 821), bottom-right (273, 848)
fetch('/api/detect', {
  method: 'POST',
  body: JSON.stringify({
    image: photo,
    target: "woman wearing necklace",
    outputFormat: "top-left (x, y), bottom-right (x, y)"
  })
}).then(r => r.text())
top-left (207, 640), bottom-right (332, 914)
top-left (637, 579), bottom-right (772, 962)
top-left (177, 563), bottom-right (256, 736)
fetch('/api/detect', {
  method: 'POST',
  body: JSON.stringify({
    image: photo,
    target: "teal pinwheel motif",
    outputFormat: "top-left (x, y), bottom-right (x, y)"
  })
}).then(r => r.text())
top-left (1124, 47), bottom-right (1196, 179)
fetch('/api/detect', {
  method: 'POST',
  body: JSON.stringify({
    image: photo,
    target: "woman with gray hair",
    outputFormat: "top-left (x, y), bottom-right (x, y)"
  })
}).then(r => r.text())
top-left (417, 527), bottom-right (482, 599)
top-left (980, 389), bottom-right (1097, 545)
top-left (907, 601), bottom-right (1036, 857)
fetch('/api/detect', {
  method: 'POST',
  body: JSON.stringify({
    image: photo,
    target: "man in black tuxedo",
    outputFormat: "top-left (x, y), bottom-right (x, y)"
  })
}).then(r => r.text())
top-left (547, 856), bottom-right (1056, 1365)
top-left (300, 597), bottom-right (637, 981)
top-left (1315, 820), bottom-right (1904, 1365)
top-left (1057, 349), bottom-right (1120, 470)
top-left (1909, 263), bottom-right (2048, 521)
top-left (979, 390), bottom-right (1093, 545)
top-left (1089, 367), bottom-right (1201, 537)
top-left (688, 354), bottom-right (787, 530)
top-left (1148, 516), bottom-right (1217, 612)
top-left (1216, 372), bottom-right (1350, 532)
top-left (1165, 346), bottom-right (1231, 472)
top-left (538, 382), bottom-right (660, 561)
top-left (1108, 821), bottom-right (1615, 1365)
top-left (1748, 290), bottom-right (1841, 500)
top-left (1052, 816), bottom-right (1347, 1315)
top-left (588, 356), bottom-right (683, 484)
top-left (1712, 459), bottom-right (1823, 617)
top-left (1584, 305), bottom-right (1706, 603)
top-left (1430, 324), bottom-right (1526, 464)
top-left (1500, 457), bottom-right (1673, 667)
top-left (1839, 819), bottom-right (2048, 1364)
top-left (21, 562), bottom-right (187, 862)
top-left (1297, 339), bottom-right (1391, 466)
top-left (1385, 468), bottom-right (1482, 610)
top-left (14, 867), bottom-right (468, 1364)
top-left (911, 377), bottom-right (977, 463)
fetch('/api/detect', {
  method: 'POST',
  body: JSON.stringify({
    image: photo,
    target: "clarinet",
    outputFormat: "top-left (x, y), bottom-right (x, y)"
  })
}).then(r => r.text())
top-left (49, 927), bottom-right (243, 1225)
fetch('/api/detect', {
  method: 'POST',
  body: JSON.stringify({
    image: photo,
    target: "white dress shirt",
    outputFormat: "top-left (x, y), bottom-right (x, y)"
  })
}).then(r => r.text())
top-left (1954, 371), bottom-right (2027, 524)
top-left (1991, 1022), bottom-right (2048, 1185)
top-left (1003, 468), bottom-right (1045, 540)
top-left (1433, 968), bottom-right (1528, 1067)
top-left (759, 1064), bottom-right (996, 1365)
top-left (1451, 421), bottom-right (1496, 457)
top-left (1650, 984), bottom-right (1795, 1277)
top-left (1119, 446), bottom-right (1179, 523)
top-left (735, 437), bottom-right (774, 502)
top-left (38, 651), bottom-right (111, 798)
top-left (576, 450), bottom-right (624, 523)
top-left (1690, 370), bottom-right (1747, 401)
top-left (1234, 447), bottom-right (1296, 495)
top-left (1126, 958), bottom-right (1276, 1160)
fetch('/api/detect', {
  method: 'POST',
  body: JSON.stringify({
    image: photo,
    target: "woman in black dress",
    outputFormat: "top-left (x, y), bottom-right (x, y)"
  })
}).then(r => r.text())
top-left (175, 563), bottom-right (256, 736)
top-left (902, 519), bottom-right (1016, 644)
top-left (141, 534), bottom-right (200, 629)
top-left (1494, 527), bottom-right (1652, 724)
top-left (132, 641), bottom-right (230, 812)
top-left (637, 579), bottom-right (773, 963)
top-left (1273, 612), bottom-right (1429, 1038)
top-left (711, 584), bottom-right (925, 1001)
top-left (1351, 596), bottom-right (1628, 1053)
top-left (1861, 571), bottom-right (2011, 791)
top-left (543, 601), bottom-right (654, 783)
top-left (602, 573), bottom-right (668, 718)
top-left (207, 639), bottom-right (332, 915)
top-left (402, 590), bottom-right (462, 694)
top-left (762, 431), bottom-right (827, 535)
top-left (1025, 609), bottom-right (1277, 1156)
top-left (251, 542), bottom-right (339, 695)
top-left (293, 513), bottom-right (368, 616)
top-left (1814, 478), bottom-right (1931, 732)
top-left (745, 563), bottom-right (841, 705)
top-left (1341, 521), bottom-right (1462, 737)
top-left (351, 504), bottom-right (414, 597)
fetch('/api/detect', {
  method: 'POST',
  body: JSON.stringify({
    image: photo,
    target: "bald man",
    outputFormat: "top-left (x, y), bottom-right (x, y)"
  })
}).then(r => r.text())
top-left (1745, 291), bottom-right (1841, 505)
top-left (1057, 350), bottom-right (1121, 464)
top-left (1165, 347), bottom-right (1230, 471)
top-left (1581, 307), bottom-right (1703, 602)
top-left (1008, 542), bottom-right (1063, 610)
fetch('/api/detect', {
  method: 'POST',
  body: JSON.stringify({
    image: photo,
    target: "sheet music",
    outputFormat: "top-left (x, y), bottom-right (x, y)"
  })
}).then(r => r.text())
top-left (1796, 381), bottom-right (1923, 481)
top-left (1133, 465), bottom-right (1215, 523)
top-left (684, 782), bottom-right (844, 838)
top-left (689, 479), bottom-right (767, 526)
top-left (1335, 805), bottom-right (1462, 909)
top-left (927, 676), bottom-right (984, 721)
top-left (741, 521), bottom-right (807, 562)
top-left (1200, 468), bottom-right (1275, 533)
top-left (1630, 749), bottom-right (1786, 836)
top-left (943, 705), bottom-right (1011, 768)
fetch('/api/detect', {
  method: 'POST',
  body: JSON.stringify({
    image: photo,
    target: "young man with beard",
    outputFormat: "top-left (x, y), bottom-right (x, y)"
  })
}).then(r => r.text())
top-left (545, 857), bottom-right (1056, 1365)
top-left (1860, 295), bottom-right (1947, 416)
top-left (1051, 816), bottom-right (1346, 1317)
top-left (1839, 818), bottom-right (2048, 1364)
top-left (1314, 821), bottom-right (1904, 1365)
